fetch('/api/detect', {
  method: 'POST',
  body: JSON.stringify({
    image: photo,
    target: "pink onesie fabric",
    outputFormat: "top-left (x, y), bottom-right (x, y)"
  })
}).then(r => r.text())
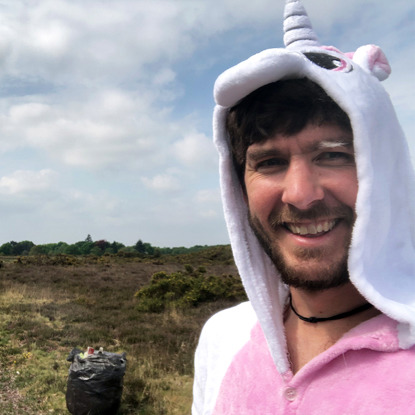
top-left (212, 314), bottom-right (415, 415)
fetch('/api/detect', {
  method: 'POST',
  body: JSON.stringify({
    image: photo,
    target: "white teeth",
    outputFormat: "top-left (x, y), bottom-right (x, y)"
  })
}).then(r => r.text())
top-left (286, 220), bottom-right (336, 236)
top-left (323, 222), bottom-right (331, 232)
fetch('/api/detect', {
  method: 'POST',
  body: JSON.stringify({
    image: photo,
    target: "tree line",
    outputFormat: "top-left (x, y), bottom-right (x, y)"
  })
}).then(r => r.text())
top-left (0, 235), bottom-right (211, 257)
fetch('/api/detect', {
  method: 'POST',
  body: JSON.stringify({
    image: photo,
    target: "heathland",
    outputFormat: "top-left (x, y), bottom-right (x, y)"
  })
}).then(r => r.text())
top-left (0, 246), bottom-right (245, 414)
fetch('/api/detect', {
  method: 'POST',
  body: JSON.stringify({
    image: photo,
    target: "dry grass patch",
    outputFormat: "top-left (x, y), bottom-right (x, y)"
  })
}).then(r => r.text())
top-left (0, 254), bottom-right (240, 414)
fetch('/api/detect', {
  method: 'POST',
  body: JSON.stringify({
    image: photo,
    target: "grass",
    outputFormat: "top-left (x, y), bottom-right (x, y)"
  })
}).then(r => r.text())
top-left (0, 252), bottom-right (239, 414)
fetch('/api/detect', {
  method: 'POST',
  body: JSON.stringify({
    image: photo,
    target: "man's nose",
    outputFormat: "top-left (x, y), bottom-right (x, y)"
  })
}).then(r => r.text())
top-left (281, 161), bottom-right (324, 209)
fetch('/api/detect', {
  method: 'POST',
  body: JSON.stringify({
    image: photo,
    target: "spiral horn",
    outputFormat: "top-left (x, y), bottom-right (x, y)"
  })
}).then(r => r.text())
top-left (283, 0), bottom-right (320, 49)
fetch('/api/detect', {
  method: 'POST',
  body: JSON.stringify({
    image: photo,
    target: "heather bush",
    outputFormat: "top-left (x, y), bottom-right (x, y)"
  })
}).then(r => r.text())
top-left (135, 268), bottom-right (246, 312)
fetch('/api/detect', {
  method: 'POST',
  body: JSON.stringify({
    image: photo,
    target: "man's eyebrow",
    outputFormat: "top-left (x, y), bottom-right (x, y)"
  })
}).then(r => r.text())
top-left (315, 137), bottom-right (354, 150)
top-left (246, 137), bottom-right (354, 162)
top-left (245, 148), bottom-right (283, 162)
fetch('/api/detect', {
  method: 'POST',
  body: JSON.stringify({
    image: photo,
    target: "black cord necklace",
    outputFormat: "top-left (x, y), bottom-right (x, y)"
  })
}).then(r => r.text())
top-left (289, 295), bottom-right (373, 323)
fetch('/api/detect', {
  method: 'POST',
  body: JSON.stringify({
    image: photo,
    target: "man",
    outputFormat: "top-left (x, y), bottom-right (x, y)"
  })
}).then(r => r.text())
top-left (193, 1), bottom-right (415, 414)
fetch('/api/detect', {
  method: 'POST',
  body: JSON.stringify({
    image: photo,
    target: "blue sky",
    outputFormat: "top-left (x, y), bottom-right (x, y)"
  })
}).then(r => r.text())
top-left (0, 0), bottom-right (413, 248)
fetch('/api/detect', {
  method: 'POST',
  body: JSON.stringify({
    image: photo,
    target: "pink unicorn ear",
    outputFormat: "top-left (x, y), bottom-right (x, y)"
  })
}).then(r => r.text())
top-left (352, 45), bottom-right (391, 81)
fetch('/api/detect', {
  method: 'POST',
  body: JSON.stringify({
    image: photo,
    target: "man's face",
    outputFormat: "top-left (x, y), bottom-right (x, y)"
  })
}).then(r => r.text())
top-left (244, 123), bottom-right (358, 291)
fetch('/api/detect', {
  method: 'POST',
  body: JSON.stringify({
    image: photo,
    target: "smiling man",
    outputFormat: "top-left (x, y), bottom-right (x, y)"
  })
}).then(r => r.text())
top-left (192, 1), bottom-right (415, 414)
top-left (234, 79), bottom-right (357, 293)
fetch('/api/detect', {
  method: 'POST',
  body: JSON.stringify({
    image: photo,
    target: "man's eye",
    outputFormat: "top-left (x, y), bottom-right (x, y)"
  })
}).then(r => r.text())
top-left (256, 158), bottom-right (287, 170)
top-left (317, 152), bottom-right (355, 164)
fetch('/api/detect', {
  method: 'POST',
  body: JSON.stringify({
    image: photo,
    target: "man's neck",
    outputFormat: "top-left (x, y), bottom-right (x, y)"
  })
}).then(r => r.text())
top-left (284, 282), bottom-right (380, 374)
top-left (288, 282), bottom-right (371, 319)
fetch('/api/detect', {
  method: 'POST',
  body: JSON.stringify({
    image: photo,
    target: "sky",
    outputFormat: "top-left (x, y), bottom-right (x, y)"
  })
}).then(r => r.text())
top-left (0, 0), bottom-right (413, 248)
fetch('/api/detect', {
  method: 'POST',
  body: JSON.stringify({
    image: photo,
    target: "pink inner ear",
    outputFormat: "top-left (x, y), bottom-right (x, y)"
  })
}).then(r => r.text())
top-left (321, 45), bottom-right (343, 54)
top-left (367, 46), bottom-right (391, 76)
top-left (321, 46), bottom-right (354, 61)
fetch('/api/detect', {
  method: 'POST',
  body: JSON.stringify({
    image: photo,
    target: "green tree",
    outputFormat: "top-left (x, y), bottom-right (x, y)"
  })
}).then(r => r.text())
top-left (74, 241), bottom-right (94, 255)
top-left (64, 244), bottom-right (81, 255)
top-left (14, 240), bottom-right (35, 255)
top-left (29, 245), bottom-right (48, 256)
top-left (135, 239), bottom-right (145, 254)
top-left (0, 241), bottom-right (15, 255)
top-left (110, 241), bottom-right (125, 253)
top-left (90, 246), bottom-right (102, 256)
top-left (54, 242), bottom-right (69, 254)
top-left (143, 242), bottom-right (155, 255)
top-left (94, 240), bottom-right (110, 253)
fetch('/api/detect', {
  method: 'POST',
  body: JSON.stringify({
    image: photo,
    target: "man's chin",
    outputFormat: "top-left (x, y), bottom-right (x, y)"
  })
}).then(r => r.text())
top-left (273, 255), bottom-right (350, 292)
top-left (248, 212), bottom-right (351, 292)
top-left (279, 270), bottom-right (350, 292)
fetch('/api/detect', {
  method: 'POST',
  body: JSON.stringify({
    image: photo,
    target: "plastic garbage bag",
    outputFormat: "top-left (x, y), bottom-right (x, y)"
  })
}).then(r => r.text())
top-left (66, 347), bottom-right (127, 415)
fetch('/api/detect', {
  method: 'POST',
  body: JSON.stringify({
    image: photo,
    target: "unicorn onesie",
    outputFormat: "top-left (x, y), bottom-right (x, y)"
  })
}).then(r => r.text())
top-left (192, 1), bottom-right (415, 414)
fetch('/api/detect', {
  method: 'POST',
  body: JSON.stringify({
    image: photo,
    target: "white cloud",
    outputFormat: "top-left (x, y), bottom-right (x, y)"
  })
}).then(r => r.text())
top-left (141, 174), bottom-right (181, 192)
top-left (153, 68), bottom-right (177, 86)
top-left (0, 169), bottom-right (56, 194)
top-left (64, 189), bottom-right (121, 220)
top-left (173, 132), bottom-right (216, 168)
top-left (0, 89), bottom-right (177, 169)
top-left (194, 189), bottom-right (222, 219)
top-left (0, 0), bottom-right (284, 87)
top-left (0, 0), bottom-right (410, 87)
top-left (0, 86), bottom-right (218, 176)
top-left (195, 188), bottom-right (221, 204)
top-left (9, 102), bottom-right (53, 123)
top-left (0, 2), bottom-right (185, 83)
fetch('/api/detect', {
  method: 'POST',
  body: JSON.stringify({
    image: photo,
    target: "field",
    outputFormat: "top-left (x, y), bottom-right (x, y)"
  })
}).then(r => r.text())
top-left (0, 248), bottom-right (241, 414)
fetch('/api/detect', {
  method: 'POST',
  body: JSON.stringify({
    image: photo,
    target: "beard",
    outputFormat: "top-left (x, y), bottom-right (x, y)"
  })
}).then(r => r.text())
top-left (248, 202), bottom-right (355, 292)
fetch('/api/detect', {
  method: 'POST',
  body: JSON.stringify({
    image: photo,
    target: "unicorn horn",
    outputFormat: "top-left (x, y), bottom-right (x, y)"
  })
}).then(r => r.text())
top-left (283, 0), bottom-right (320, 49)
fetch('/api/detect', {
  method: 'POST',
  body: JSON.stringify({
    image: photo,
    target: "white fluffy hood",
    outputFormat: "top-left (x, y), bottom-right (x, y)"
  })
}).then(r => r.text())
top-left (213, 0), bottom-right (415, 374)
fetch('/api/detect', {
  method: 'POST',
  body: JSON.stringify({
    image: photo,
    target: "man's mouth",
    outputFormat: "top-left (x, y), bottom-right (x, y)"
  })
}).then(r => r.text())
top-left (284, 219), bottom-right (337, 236)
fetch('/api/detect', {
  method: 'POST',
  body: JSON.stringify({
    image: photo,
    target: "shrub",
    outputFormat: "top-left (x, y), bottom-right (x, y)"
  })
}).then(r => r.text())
top-left (184, 264), bottom-right (194, 274)
top-left (135, 269), bottom-right (246, 312)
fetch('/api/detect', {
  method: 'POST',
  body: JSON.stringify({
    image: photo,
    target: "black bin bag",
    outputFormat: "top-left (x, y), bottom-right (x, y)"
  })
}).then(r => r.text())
top-left (66, 348), bottom-right (127, 415)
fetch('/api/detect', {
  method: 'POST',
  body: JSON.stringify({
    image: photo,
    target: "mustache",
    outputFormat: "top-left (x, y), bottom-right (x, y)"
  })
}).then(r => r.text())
top-left (269, 202), bottom-right (355, 227)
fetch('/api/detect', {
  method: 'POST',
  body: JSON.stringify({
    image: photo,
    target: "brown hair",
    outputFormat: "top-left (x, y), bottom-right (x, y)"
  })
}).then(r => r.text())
top-left (226, 78), bottom-right (352, 184)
